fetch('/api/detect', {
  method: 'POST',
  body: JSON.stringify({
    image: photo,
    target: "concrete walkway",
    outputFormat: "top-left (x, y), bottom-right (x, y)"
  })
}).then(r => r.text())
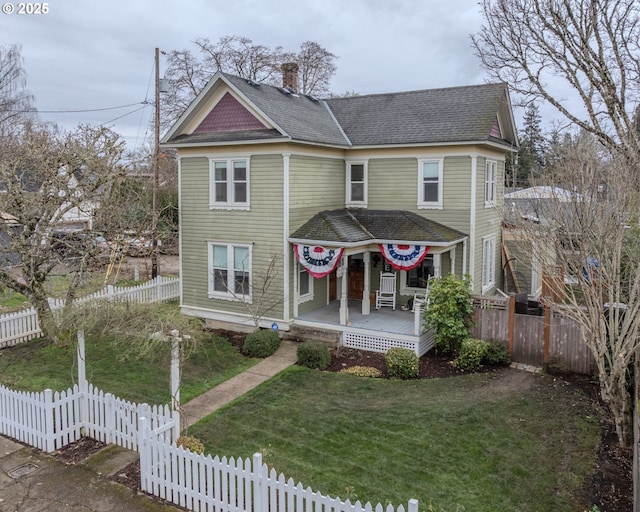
top-left (180, 339), bottom-right (299, 428)
top-left (0, 339), bottom-right (299, 511)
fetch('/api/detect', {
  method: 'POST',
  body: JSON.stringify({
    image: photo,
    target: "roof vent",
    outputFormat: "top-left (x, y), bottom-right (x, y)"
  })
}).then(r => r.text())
top-left (306, 94), bottom-right (318, 103)
top-left (278, 87), bottom-right (293, 96)
top-left (246, 79), bottom-right (261, 88)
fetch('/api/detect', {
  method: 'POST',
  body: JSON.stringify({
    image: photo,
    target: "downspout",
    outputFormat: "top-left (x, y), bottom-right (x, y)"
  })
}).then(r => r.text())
top-left (469, 155), bottom-right (478, 287)
top-left (283, 153), bottom-right (291, 323)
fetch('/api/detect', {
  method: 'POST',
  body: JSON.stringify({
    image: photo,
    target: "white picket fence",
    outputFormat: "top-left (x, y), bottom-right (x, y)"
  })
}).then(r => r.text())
top-left (139, 418), bottom-right (419, 512)
top-left (0, 382), bottom-right (177, 454)
top-left (0, 276), bottom-right (180, 348)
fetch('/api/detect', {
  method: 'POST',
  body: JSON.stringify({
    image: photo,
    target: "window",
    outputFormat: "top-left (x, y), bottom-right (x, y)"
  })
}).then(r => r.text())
top-left (405, 255), bottom-right (435, 289)
top-left (210, 158), bottom-right (249, 208)
top-left (299, 267), bottom-right (313, 301)
top-left (346, 162), bottom-right (367, 206)
top-left (418, 159), bottom-right (443, 208)
top-left (482, 236), bottom-right (496, 292)
top-left (208, 242), bottom-right (252, 299)
top-left (485, 160), bottom-right (497, 206)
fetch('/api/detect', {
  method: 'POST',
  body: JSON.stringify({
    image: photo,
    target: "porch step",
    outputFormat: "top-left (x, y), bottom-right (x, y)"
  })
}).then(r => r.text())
top-left (286, 325), bottom-right (341, 346)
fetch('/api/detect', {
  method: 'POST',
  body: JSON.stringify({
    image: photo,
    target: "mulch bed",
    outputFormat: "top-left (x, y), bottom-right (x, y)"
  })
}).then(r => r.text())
top-left (50, 331), bottom-right (632, 511)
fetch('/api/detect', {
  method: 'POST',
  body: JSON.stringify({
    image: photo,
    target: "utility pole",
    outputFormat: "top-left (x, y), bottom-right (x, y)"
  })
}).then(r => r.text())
top-left (151, 47), bottom-right (160, 279)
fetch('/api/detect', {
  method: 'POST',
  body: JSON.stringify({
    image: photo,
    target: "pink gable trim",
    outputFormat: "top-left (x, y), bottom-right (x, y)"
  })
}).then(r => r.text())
top-left (194, 92), bottom-right (265, 133)
top-left (490, 116), bottom-right (502, 138)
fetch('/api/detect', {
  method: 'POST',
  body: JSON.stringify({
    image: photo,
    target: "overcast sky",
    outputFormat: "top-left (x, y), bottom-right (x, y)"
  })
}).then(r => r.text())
top-left (1, 0), bottom-right (530, 152)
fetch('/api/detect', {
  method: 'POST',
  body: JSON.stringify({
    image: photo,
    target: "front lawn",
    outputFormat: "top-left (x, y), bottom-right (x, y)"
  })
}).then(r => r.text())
top-left (0, 327), bottom-right (258, 404)
top-left (189, 366), bottom-right (602, 512)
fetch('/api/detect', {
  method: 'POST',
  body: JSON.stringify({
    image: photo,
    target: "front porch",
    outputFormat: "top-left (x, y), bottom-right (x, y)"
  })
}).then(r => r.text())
top-left (294, 300), bottom-right (435, 356)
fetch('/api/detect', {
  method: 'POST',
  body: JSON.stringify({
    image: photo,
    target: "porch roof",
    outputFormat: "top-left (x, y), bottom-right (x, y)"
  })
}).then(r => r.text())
top-left (289, 209), bottom-right (468, 247)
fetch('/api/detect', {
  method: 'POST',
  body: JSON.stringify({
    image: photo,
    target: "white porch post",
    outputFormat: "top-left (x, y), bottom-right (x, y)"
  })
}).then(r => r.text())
top-left (339, 258), bottom-right (348, 325)
top-left (362, 251), bottom-right (371, 315)
top-left (450, 246), bottom-right (456, 275)
top-left (433, 253), bottom-right (442, 277)
top-left (414, 302), bottom-right (422, 335)
top-left (293, 255), bottom-right (299, 318)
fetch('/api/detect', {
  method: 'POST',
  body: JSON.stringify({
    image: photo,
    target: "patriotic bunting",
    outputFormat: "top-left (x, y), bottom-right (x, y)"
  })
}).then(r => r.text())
top-left (379, 244), bottom-right (430, 270)
top-left (294, 244), bottom-right (345, 278)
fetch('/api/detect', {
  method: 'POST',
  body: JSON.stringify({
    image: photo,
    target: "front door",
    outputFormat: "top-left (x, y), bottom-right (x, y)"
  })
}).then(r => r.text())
top-left (348, 256), bottom-right (364, 299)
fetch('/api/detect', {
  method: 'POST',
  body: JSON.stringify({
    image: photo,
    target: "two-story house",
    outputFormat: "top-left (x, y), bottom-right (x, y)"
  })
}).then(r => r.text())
top-left (163, 65), bottom-right (518, 355)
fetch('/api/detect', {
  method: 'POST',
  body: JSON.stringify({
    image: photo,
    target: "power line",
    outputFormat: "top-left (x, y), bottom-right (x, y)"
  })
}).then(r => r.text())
top-left (2, 101), bottom-right (148, 114)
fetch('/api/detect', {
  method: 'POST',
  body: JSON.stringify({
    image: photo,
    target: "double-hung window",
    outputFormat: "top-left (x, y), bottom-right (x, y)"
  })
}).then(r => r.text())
top-left (482, 236), bottom-right (496, 292)
top-left (209, 242), bottom-right (252, 300)
top-left (346, 161), bottom-right (367, 206)
top-left (210, 158), bottom-right (249, 209)
top-left (485, 160), bottom-right (497, 206)
top-left (298, 267), bottom-right (313, 302)
top-left (418, 159), bottom-right (443, 208)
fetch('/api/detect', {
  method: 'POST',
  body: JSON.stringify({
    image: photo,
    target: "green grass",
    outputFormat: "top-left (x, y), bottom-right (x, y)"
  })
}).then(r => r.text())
top-left (189, 367), bottom-right (602, 512)
top-left (0, 329), bottom-right (258, 404)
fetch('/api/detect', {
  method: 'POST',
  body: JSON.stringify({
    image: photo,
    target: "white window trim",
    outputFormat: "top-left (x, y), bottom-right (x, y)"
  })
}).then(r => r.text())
top-left (417, 158), bottom-right (444, 209)
top-left (209, 157), bottom-right (250, 210)
top-left (207, 241), bottom-right (253, 302)
top-left (399, 253), bottom-right (441, 295)
top-left (481, 236), bottom-right (496, 293)
top-left (298, 267), bottom-right (314, 303)
top-left (345, 161), bottom-right (368, 207)
top-left (485, 160), bottom-right (497, 207)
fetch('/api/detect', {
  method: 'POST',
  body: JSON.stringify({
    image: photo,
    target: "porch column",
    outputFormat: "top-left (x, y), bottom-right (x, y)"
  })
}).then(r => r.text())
top-left (339, 258), bottom-right (348, 325)
top-left (450, 246), bottom-right (456, 275)
top-left (293, 255), bottom-right (299, 317)
top-left (433, 253), bottom-right (442, 277)
top-left (362, 251), bottom-right (371, 315)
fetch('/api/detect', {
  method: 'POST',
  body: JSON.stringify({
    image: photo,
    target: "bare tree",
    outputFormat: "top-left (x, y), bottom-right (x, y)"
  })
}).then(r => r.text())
top-left (291, 41), bottom-right (337, 97)
top-left (162, 37), bottom-right (338, 128)
top-left (510, 135), bottom-right (640, 447)
top-left (0, 122), bottom-right (125, 341)
top-left (0, 44), bottom-right (35, 130)
top-left (472, 0), bottom-right (640, 166)
top-left (211, 254), bottom-right (284, 330)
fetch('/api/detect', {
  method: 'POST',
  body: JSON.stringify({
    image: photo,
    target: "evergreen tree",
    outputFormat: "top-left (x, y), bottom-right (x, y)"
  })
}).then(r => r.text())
top-left (513, 103), bottom-right (546, 187)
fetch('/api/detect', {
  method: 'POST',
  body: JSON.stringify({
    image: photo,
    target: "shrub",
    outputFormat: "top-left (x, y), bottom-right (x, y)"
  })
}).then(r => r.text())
top-left (483, 339), bottom-right (510, 366)
top-left (422, 274), bottom-right (473, 355)
top-left (385, 347), bottom-right (419, 379)
top-left (297, 340), bottom-right (331, 370)
top-left (454, 338), bottom-right (490, 371)
top-left (176, 435), bottom-right (204, 454)
top-left (339, 366), bottom-right (383, 378)
top-left (243, 329), bottom-right (280, 358)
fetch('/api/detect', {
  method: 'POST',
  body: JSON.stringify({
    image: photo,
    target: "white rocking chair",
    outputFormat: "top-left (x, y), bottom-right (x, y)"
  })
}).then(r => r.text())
top-left (412, 281), bottom-right (430, 312)
top-left (376, 272), bottom-right (397, 310)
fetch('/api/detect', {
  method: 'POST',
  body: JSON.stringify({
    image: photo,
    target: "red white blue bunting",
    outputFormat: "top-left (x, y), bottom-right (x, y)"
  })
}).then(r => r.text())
top-left (378, 244), bottom-right (430, 270)
top-left (294, 244), bottom-right (345, 278)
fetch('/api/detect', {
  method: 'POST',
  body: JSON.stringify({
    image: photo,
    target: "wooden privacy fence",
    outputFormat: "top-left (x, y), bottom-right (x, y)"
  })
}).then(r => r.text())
top-left (471, 296), bottom-right (595, 374)
top-left (139, 417), bottom-right (419, 512)
top-left (0, 276), bottom-right (180, 348)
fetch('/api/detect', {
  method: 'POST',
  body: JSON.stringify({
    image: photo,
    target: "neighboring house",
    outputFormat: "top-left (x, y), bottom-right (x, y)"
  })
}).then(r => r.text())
top-left (163, 65), bottom-right (518, 355)
top-left (503, 186), bottom-right (580, 297)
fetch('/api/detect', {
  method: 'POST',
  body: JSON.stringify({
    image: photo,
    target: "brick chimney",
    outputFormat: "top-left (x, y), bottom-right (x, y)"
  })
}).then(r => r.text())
top-left (281, 62), bottom-right (299, 93)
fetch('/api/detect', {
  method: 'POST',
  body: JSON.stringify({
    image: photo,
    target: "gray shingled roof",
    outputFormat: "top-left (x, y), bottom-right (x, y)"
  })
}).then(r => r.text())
top-left (290, 209), bottom-right (467, 245)
top-left (325, 84), bottom-right (509, 146)
top-left (165, 73), bottom-right (515, 148)
top-left (223, 74), bottom-right (350, 146)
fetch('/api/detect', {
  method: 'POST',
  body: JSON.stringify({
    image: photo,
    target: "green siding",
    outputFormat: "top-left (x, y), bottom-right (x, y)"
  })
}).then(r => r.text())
top-left (181, 154), bottom-right (285, 317)
top-left (288, 155), bottom-right (344, 317)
